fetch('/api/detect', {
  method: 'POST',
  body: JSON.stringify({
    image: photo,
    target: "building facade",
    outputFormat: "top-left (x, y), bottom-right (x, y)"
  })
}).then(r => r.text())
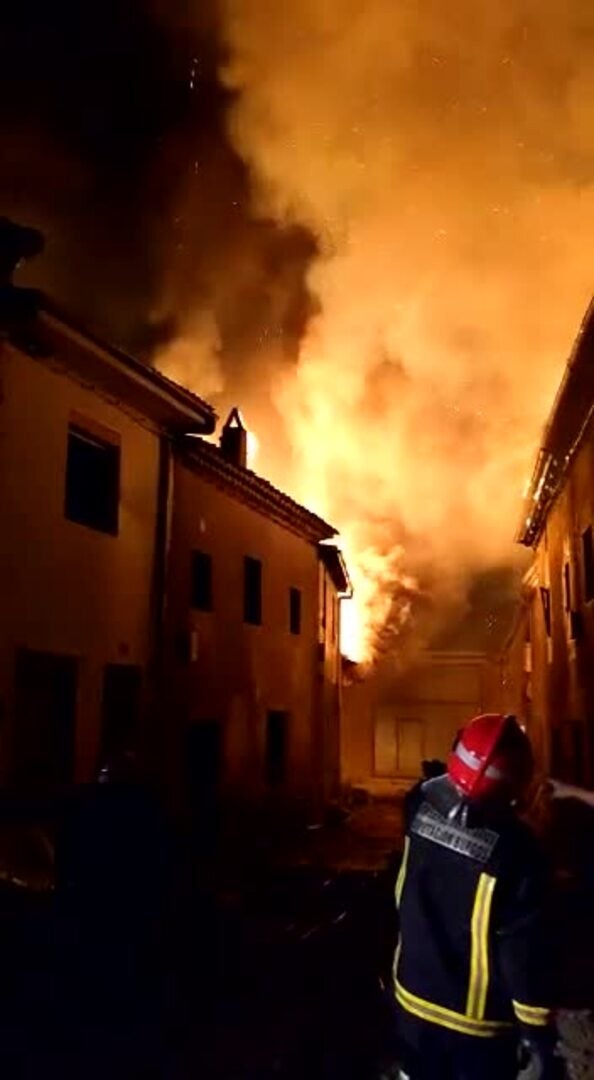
top-left (341, 650), bottom-right (501, 795)
top-left (161, 422), bottom-right (349, 821)
top-left (514, 299), bottom-right (594, 785)
top-left (0, 306), bottom-right (215, 791)
top-left (1, 298), bottom-right (349, 817)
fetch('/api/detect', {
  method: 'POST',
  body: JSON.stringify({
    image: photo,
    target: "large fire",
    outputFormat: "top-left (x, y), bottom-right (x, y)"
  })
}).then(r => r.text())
top-left (337, 536), bottom-right (416, 663)
top-left (158, 0), bottom-right (594, 664)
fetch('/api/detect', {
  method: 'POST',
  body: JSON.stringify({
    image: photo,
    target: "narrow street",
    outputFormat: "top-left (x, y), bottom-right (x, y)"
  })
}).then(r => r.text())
top-left (0, 800), bottom-right (401, 1079)
top-left (2, 796), bottom-right (594, 1078)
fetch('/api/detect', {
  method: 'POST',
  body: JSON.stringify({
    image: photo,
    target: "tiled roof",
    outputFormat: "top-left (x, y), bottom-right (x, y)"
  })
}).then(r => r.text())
top-left (180, 436), bottom-right (338, 544)
top-left (39, 300), bottom-right (216, 433)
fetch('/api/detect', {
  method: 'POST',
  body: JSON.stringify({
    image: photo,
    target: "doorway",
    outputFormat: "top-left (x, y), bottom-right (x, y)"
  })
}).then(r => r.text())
top-left (397, 719), bottom-right (424, 776)
top-left (14, 648), bottom-right (78, 789)
top-left (185, 722), bottom-right (222, 836)
top-left (266, 711), bottom-right (289, 788)
top-left (374, 709), bottom-right (423, 778)
top-left (100, 663), bottom-right (142, 766)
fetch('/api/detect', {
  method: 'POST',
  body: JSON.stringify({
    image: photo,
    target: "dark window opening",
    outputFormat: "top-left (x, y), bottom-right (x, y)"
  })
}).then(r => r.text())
top-left (563, 563), bottom-right (572, 613)
top-left (289, 587), bottom-right (301, 635)
top-left (266, 711), bottom-right (288, 787)
top-left (244, 556), bottom-right (262, 625)
top-left (174, 631), bottom-right (191, 665)
top-left (570, 610), bottom-right (583, 642)
top-left (185, 722), bottom-right (221, 839)
top-left (14, 649), bottom-right (77, 789)
top-left (583, 526), bottom-right (594, 603)
top-left (191, 551), bottom-right (213, 611)
top-left (100, 664), bottom-right (141, 767)
top-left (540, 587), bottom-right (551, 637)
top-left (65, 424), bottom-right (120, 535)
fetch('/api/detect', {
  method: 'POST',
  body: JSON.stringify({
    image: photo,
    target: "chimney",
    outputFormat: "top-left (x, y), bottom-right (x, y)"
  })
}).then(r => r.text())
top-left (220, 407), bottom-right (248, 468)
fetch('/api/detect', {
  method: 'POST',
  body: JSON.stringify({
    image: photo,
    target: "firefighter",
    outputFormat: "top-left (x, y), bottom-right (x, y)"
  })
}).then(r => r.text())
top-left (394, 713), bottom-right (564, 1080)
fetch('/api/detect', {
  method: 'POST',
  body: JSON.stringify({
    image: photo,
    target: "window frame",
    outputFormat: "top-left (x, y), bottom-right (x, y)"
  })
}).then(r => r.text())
top-left (64, 422), bottom-right (120, 536)
top-left (190, 550), bottom-right (214, 612)
top-left (243, 555), bottom-right (263, 626)
top-left (266, 710), bottom-right (288, 787)
top-left (289, 586), bottom-right (302, 635)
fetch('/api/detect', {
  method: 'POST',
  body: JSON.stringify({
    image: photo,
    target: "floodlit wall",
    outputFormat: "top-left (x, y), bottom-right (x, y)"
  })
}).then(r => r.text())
top-left (163, 458), bottom-right (341, 813)
top-left (342, 651), bottom-right (501, 795)
top-left (0, 341), bottom-right (160, 784)
top-left (521, 424), bottom-right (594, 784)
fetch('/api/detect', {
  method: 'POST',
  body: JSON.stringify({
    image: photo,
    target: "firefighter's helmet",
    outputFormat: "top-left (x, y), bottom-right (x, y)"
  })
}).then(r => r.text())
top-left (447, 713), bottom-right (533, 802)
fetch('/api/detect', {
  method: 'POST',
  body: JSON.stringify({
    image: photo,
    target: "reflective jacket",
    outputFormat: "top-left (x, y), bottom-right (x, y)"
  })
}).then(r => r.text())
top-left (394, 775), bottom-right (553, 1040)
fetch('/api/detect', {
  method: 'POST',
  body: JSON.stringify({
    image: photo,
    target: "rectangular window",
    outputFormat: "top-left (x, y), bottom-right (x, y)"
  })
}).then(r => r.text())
top-left (540, 587), bottom-right (552, 637)
top-left (243, 556), bottom-right (262, 625)
top-left (185, 722), bottom-right (222, 832)
top-left (65, 424), bottom-right (120, 535)
top-left (266, 711), bottom-right (288, 787)
top-left (191, 551), bottom-right (213, 611)
top-left (570, 610), bottom-right (583, 642)
top-left (14, 649), bottom-right (78, 789)
top-left (583, 526), bottom-right (594, 603)
top-left (289, 587), bottom-right (301, 635)
top-left (100, 664), bottom-right (141, 766)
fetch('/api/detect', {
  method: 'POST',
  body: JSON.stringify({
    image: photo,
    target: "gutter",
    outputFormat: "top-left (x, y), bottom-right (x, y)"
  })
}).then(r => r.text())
top-left (147, 434), bottom-right (174, 780)
top-left (516, 297), bottom-right (594, 547)
top-left (40, 305), bottom-right (217, 435)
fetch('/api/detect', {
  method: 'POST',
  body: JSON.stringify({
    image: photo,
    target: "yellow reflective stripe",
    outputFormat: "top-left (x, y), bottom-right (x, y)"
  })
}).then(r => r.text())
top-left (392, 936), bottom-right (402, 986)
top-left (395, 979), bottom-right (512, 1039)
top-left (395, 837), bottom-right (410, 908)
top-left (466, 872), bottom-right (496, 1019)
top-left (513, 1001), bottom-right (552, 1027)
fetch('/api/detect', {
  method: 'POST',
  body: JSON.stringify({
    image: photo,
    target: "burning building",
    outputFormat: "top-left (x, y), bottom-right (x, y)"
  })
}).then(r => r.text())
top-left (0, 226), bottom-right (351, 820)
top-left (341, 598), bottom-right (507, 796)
top-left (162, 407), bottom-right (350, 820)
top-left (0, 298), bottom-right (214, 790)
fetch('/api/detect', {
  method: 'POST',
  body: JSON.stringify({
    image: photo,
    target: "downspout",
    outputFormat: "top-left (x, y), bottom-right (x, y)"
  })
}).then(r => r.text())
top-left (147, 433), bottom-right (174, 786)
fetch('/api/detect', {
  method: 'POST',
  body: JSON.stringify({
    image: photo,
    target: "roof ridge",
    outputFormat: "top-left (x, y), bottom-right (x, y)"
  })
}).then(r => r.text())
top-left (181, 436), bottom-right (337, 542)
top-left (40, 298), bottom-right (217, 426)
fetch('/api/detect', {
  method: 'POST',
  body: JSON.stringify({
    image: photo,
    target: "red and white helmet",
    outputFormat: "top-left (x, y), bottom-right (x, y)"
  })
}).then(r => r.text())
top-left (448, 713), bottom-right (533, 803)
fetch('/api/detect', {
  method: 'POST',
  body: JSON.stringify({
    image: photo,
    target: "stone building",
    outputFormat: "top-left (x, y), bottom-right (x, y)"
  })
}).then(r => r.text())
top-left (341, 650), bottom-right (501, 795)
top-left (1, 287), bottom-right (349, 816)
top-left (513, 297), bottom-right (594, 785)
top-left (162, 411), bottom-right (349, 819)
top-left (0, 303), bottom-right (215, 790)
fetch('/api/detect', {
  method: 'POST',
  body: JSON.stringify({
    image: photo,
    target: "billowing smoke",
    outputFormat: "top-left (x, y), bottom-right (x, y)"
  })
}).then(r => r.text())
top-left (8, 0), bottom-right (591, 663)
top-left (184, 0), bottom-right (593, 660)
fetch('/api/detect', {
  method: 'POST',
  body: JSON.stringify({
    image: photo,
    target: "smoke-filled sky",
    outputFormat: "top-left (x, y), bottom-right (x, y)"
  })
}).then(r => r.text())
top-left (3, 0), bottom-right (593, 659)
top-left (216, 0), bottom-right (594, 657)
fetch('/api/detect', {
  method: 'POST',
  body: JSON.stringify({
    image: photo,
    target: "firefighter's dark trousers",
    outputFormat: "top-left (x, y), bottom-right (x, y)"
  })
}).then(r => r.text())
top-left (397, 1009), bottom-right (519, 1080)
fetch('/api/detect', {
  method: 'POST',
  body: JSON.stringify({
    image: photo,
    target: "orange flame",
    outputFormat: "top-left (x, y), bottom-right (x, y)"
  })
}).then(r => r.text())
top-left (336, 533), bottom-right (416, 663)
